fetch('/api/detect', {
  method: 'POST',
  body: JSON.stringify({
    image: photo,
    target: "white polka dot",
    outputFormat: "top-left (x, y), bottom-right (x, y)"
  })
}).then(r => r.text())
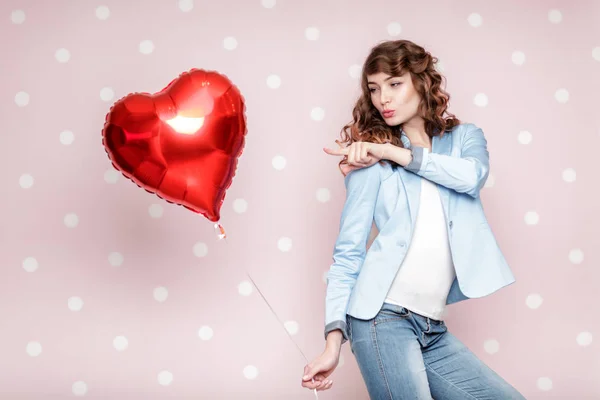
top-left (277, 237), bottom-right (292, 252)
top-left (348, 64), bottom-right (362, 79)
top-left (100, 87), bottom-right (115, 102)
top-left (483, 339), bottom-right (500, 354)
top-left (562, 168), bottom-right (576, 183)
top-left (310, 107), bottom-right (325, 121)
top-left (511, 51), bottom-right (525, 66)
top-left (113, 335), bottom-right (128, 351)
top-left (266, 74), bottom-right (281, 89)
top-left (158, 371), bottom-right (173, 386)
top-left (548, 9), bottom-right (562, 24)
top-left (15, 91), bottom-right (30, 107)
top-left (316, 188), bottom-right (331, 203)
top-left (238, 281), bottom-right (253, 296)
top-left (11, 10), bottom-right (26, 24)
top-left (72, 381), bottom-right (88, 396)
top-left (305, 27), bottom-right (320, 41)
top-left (568, 249), bottom-right (584, 264)
top-left (193, 242), bottom-right (208, 258)
top-left (178, 0), bottom-right (194, 12)
top-left (387, 22), bottom-right (402, 36)
top-left (95, 5), bottom-right (110, 20)
top-left (26, 341), bottom-right (42, 357)
top-left (261, 0), bottom-right (276, 8)
top-left (104, 169), bottom-right (120, 183)
top-left (467, 13), bottom-right (483, 27)
top-left (139, 40), bottom-right (155, 55)
top-left (68, 296), bottom-right (84, 311)
top-left (473, 93), bottom-right (488, 107)
top-left (64, 213), bottom-right (79, 228)
top-left (483, 173), bottom-right (495, 188)
top-left (108, 252), bottom-right (124, 267)
top-left (284, 321), bottom-right (299, 335)
top-left (435, 60), bottom-right (445, 73)
top-left (55, 48), bottom-right (70, 63)
top-left (223, 37), bottom-right (238, 50)
top-left (554, 88), bottom-right (569, 103)
top-left (19, 174), bottom-right (34, 189)
top-left (153, 287), bottom-right (168, 302)
top-left (576, 331), bottom-right (592, 347)
top-left (593, 47), bottom-right (600, 62)
top-left (524, 211), bottom-right (539, 225)
top-left (526, 293), bottom-right (543, 309)
top-left (243, 365), bottom-right (259, 380)
top-left (148, 204), bottom-right (164, 218)
top-left (22, 257), bottom-right (39, 273)
top-left (518, 130), bottom-right (532, 145)
top-left (60, 130), bottom-right (75, 145)
top-left (198, 326), bottom-right (214, 341)
top-left (232, 198), bottom-right (248, 214)
top-left (272, 155), bottom-right (287, 170)
top-left (537, 377), bottom-right (553, 391)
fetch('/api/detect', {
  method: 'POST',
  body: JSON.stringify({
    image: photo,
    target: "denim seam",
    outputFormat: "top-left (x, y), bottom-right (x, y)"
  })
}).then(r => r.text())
top-left (347, 316), bottom-right (353, 343)
top-left (371, 320), bottom-right (394, 400)
top-left (375, 316), bottom-right (411, 324)
top-left (423, 361), bottom-right (479, 400)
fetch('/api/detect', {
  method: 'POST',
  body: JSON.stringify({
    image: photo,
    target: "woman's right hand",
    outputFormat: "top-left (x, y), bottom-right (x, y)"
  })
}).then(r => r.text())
top-left (339, 160), bottom-right (378, 176)
top-left (301, 348), bottom-right (340, 392)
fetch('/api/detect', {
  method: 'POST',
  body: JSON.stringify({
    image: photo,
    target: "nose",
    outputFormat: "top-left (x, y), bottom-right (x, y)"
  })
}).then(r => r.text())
top-left (379, 88), bottom-right (392, 105)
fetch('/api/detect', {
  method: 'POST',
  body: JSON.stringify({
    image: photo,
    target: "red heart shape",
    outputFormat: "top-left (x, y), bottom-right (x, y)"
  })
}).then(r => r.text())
top-left (102, 69), bottom-right (247, 222)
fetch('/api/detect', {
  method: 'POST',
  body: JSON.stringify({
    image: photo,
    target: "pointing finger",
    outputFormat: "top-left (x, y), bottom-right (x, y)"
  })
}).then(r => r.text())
top-left (323, 147), bottom-right (348, 156)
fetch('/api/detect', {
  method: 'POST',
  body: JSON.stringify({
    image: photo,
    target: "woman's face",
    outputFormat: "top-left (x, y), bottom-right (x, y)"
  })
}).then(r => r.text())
top-left (366, 71), bottom-right (421, 127)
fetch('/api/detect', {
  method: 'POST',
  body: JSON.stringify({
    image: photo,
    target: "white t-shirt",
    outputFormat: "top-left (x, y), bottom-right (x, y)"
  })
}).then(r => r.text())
top-left (384, 177), bottom-right (456, 321)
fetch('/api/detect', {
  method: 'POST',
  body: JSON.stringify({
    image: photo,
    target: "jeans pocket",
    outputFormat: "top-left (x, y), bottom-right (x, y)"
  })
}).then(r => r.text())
top-left (375, 306), bottom-right (411, 324)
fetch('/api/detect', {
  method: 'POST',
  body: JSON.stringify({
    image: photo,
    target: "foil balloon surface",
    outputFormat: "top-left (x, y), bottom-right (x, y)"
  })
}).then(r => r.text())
top-left (101, 69), bottom-right (247, 222)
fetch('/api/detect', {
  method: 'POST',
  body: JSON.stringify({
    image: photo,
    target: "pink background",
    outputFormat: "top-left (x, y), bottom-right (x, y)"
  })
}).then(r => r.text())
top-left (2, 0), bottom-right (600, 398)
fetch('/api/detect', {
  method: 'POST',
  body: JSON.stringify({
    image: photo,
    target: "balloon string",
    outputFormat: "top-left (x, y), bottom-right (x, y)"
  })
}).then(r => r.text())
top-left (214, 222), bottom-right (318, 399)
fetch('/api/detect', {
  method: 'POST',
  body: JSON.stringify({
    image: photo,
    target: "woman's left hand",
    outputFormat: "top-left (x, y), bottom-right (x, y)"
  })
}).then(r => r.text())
top-left (323, 141), bottom-right (387, 175)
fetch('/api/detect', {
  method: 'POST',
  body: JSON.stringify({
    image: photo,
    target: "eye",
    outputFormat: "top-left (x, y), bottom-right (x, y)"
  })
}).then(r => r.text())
top-left (391, 82), bottom-right (402, 87)
top-left (368, 87), bottom-right (377, 93)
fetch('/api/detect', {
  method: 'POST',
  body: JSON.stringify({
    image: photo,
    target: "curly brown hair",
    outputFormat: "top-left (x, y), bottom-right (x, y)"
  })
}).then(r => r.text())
top-left (337, 40), bottom-right (460, 172)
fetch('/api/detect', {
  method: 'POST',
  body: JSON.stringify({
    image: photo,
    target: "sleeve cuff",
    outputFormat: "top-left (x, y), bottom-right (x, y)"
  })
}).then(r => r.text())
top-left (404, 146), bottom-right (428, 172)
top-left (324, 320), bottom-right (349, 344)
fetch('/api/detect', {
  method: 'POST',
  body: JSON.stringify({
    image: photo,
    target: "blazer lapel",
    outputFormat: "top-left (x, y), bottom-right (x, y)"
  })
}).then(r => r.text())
top-left (397, 131), bottom-right (454, 231)
top-left (432, 132), bottom-right (453, 212)
top-left (398, 134), bottom-right (420, 232)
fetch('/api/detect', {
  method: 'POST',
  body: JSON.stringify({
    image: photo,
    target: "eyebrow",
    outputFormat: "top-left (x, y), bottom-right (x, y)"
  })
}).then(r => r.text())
top-left (367, 76), bottom-right (397, 85)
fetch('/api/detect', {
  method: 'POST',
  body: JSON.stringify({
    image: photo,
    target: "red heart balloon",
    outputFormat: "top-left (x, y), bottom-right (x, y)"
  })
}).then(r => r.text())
top-left (102, 69), bottom-right (247, 222)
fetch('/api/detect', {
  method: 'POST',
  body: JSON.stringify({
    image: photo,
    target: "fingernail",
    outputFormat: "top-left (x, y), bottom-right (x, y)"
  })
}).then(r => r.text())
top-left (303, 375), bottom-right (308, 380)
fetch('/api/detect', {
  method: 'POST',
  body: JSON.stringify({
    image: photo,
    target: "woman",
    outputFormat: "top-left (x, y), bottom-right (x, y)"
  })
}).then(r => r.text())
top-left (301, 40), bottom-right (526, 399)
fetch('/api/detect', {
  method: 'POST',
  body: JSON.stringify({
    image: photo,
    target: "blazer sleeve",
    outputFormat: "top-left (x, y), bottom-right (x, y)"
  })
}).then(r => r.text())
top-left (324, 163), bottom-right (381, 343)
top-left (405, 125), bottom-right (490, 198)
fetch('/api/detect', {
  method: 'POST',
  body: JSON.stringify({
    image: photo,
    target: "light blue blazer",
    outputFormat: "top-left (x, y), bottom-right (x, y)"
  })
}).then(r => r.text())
top-left (324, 123), bottom-right (516, 342)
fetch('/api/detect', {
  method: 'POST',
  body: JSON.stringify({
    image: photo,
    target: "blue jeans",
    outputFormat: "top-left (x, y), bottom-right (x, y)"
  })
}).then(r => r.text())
top-left (347, 303), bottom-right (526, 399)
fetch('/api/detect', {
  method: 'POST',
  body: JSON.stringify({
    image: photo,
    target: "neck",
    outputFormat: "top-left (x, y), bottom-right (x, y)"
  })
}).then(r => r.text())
top-left (401, 118), bottom-right (430, 148)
